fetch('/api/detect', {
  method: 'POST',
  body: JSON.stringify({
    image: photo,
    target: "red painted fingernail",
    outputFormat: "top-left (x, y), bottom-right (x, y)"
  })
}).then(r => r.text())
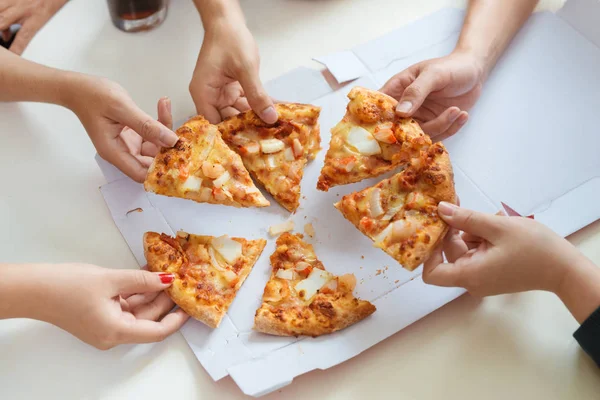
top-left (158, 273), bottom-right (175, 284)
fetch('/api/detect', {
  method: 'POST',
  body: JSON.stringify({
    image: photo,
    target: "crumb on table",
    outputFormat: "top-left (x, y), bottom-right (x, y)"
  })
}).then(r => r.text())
top-left (304, 223), bottom-right (315, 238)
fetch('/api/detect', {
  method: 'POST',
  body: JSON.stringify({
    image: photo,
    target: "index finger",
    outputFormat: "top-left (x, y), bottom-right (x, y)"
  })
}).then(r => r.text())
top-left (118, 308), bottom-right (190, 344)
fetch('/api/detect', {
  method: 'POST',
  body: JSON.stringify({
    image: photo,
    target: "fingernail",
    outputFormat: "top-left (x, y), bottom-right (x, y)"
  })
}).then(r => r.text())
top-left (157, 273), bottom-right (175, 284)
top-left (396, 101), bottom-right (412, 114)
top-left (165, 97), bottom-right (172, 114)
top-left (457, 113), bottom-right (468, 126)
top-left (260, 106), bottom-right (278, 124)
top-left (448, 108), bottom-right (460, 122)
top-left (438, 201), bottom-right (457, 217)
top-left (160, 128), bottom-right (178, 147)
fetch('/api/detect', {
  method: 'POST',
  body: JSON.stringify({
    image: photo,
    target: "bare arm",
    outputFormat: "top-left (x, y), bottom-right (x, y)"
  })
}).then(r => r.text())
top-left (557, 256), bottom-right (600, 323)
top-left (189, 0), bottom-right (276, 123)
top-left (0, 47), bottom-right (71, 105)
top-left (457, 0), bottom-right (539, 79)
top-left (0, 46), bottom-right (177, 181)
top-left (192, 0), bottom-right (245, 29)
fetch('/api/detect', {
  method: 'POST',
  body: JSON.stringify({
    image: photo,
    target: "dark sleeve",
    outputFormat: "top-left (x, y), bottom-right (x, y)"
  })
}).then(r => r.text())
top-left (573, 306), bottom-right (600, 367)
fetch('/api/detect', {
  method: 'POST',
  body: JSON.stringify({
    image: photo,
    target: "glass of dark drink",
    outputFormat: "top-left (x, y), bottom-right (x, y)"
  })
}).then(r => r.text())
top-left (107, 0), bottom-right (168, 33)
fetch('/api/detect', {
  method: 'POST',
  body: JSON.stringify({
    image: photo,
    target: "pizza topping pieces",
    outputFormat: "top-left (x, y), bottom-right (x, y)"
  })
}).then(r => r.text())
top-left (294, 261), bottom-right (313, 276)
top-left (182, 176), bottom-right (202, 192)
top-left (231, 133), bottom-right (250, 146)
top-left (240, 142), bottom-right (260, 155)
top-left (338, 274), bottom-right (357, 291)
top-left (267, 155), bottom-right (277, 169)
top-left (405, 192), bottom-right (429, 208)
top-left (381, 202), bottom-right (404, 221)
top-left (260, 138), bottom-right (285, 154)
top-left (295, 268), bottom-right (332, 301)
top-left (391, 219), bottom-right (418, 241)
top-left (284, 147), bottom-right (295, 162)
top-left (202, 162), bottom-right (225, 179)
top-left (319, 278), bottom-right (338, 294)
top-left (292, 138), bottom-right (304, 158)
top-left (207, 245), bottom-right (238, 283)
top-left (369, 188), bottom-right (385, 218)
top-left (373, 223), bottom-right (393, 247)
top-left (212, 170), bottom-right (231, 188)
top-left (199, 187), bottom-right (212, 202)
top-left (211, 236), bottom-right (243, 264)
top-left (335, 156), bottom-right (357, 172)
top-left (275, 268), bottom-right (296, 280)
top-left (373, 122), bottom-right (397, 144)
top-left (346, 126), bottom-right (381, 156)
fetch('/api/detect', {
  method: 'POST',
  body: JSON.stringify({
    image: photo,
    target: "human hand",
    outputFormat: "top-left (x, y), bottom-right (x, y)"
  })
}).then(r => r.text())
top-left (380, 51), bottom-right (484, 141)
top-left (0, 0), bottom-right (68, 55)
top-left (422, 202), bottom-right (581, 297)
top-left (64, 75), bottom-right (178, 183)
top-left (26, 264), bottom-right (189, 350)
top-left (189, 20), bottom-right (277, 124)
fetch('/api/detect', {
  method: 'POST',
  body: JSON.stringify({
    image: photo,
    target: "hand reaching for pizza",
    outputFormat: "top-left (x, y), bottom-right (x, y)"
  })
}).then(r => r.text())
top-left (0, 0), bottom-right (68, 55)
top-left (189, 16), bottom-right (277, 124)
top-left (65, 76), bottom-right (178, 183)
top-left (380, 51), bottom-right (484, 141)
top-left (0, 264), bottom-right (189, 349)
top-left (423, 203), bottom-right (575, 295)
top-left (423, 203), bottom-right (600, 323)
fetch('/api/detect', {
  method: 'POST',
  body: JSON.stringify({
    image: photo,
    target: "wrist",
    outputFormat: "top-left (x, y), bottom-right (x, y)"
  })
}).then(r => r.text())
top-left (197, 0), bottom-right (245, 32)
top-left (0, 264), bottom-right (53, 321)
top-left (555, 254), bottom-right (600, 323)
top-left (451, 46), bottom-right (487, 83)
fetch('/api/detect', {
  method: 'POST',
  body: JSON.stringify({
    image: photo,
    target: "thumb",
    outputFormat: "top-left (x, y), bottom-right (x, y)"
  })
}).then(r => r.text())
top-left (395, 68), bottom-right (439, 116)
top-left (237, 69), bottom-right (277, 124)
top-left (117, 102), bottom-right (179, 148)
top-left (112, 269), bottom-right (175, 295)
top-left (437, 202), bottom-right (505, 242)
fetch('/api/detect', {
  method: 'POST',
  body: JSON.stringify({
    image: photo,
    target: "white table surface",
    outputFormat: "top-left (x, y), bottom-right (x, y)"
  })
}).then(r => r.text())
top-left (2, 0), bottom-right (600, 399)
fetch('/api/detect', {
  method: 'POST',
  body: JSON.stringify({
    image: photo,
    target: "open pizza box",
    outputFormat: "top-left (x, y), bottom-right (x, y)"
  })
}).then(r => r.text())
top-left (96, 0), bottom-right (600, 396)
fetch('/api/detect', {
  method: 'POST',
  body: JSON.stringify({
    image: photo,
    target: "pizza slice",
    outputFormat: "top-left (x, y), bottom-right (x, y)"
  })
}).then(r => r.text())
top-left (334, 143), bottom-right (457, 271)
top-left (218, 103), bottom-right (321, 212)
top-left (254, 233), bottom-right (376, 337)
top-left (144, 116), bottom-right (269, 208)
top-left (144, 231), bottom-right (267, 328)
top-left (317, 86), bottom-right (431, 191)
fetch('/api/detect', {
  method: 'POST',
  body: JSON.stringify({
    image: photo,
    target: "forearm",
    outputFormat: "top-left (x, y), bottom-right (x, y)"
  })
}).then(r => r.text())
top-left (0, 47), bottom-right (74, 106)
top-left (556, 255), bottom-right (600, 323)
top-left (455, 0), bottom-right (538, 79)
top-left (0, 264), bottom-right (51, 321)
top-left (192, 0), bottom-right (245, 31)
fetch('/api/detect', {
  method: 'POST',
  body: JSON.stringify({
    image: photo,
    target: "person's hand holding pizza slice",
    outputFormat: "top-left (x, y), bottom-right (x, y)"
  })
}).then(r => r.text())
top-left (189, 0), bottom-right (277, 125)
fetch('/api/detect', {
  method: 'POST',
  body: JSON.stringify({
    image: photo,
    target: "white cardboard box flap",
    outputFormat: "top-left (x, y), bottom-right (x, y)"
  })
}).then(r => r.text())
top-left (97, 2), bottom-right (600, 396)
top-left (558, 0), bottom-right (600, 49)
